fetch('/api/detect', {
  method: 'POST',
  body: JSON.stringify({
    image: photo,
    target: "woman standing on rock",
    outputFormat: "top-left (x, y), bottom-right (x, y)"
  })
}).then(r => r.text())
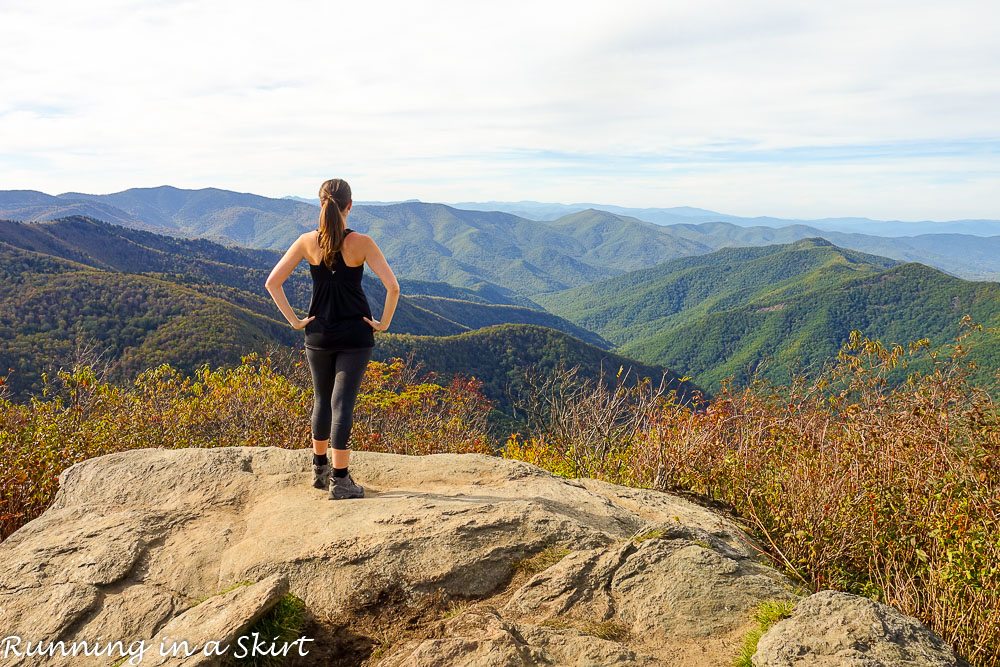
top-left (265, 178), bottom-right (400, 500)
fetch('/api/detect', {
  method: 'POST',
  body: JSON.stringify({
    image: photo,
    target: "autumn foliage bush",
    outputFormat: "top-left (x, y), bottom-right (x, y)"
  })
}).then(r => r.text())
top-left (351, 356), bottom-right (494, 455)
top-left (0, 349), bottom-right (493, 542)
top-left (502, 317), bottom-right (999, 667)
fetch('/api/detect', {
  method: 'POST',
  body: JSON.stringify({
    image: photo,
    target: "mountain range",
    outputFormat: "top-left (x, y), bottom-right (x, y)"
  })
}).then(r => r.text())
top-left (2, 186), bottom-right (996, 405)
top-left (0, 187), bottom-right (317, 247)
top-left (0, 217), bottom-right (673, 411)
top-left (449, 199), bottom-right (1000, 237)
top-left (2, 187), bottom-right (998, 281)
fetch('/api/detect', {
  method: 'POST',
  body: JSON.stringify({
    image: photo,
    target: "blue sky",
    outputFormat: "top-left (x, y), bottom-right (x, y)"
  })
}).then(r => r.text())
top-left (1, 0), bottom-right (998, 220)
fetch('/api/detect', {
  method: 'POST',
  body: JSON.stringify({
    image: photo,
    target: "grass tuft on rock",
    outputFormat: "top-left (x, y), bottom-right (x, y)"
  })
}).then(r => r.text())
top-left (541, 615), bottom-right (631, 643)
top-left (584, 619), bottom-right (631, 642)
top-left (733, 599), bottom-right (797, 667)
top-left (224, 592), bottom-right (307, 666)
top-left (442, 598), bottom-right (473, 619)
top-left (632, 527), bottom-right (667, 543)
top-left (513, 545), bottom-right (572, 575)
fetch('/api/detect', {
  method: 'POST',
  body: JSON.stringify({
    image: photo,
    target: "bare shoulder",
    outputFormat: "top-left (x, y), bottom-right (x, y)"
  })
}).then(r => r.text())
top-left (285, 231), bottom-right (306, 254)
top-left (347, 230), bottom-right (376, 250)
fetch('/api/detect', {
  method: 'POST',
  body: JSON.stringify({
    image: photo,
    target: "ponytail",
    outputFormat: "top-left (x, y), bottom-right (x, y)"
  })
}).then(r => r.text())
top-left (317, 178), bottom-right (352, 269)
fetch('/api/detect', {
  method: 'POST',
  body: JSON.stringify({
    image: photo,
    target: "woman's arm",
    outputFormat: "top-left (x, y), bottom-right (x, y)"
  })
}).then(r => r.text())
top-left (265, 234), bottom-right (315, 330)
top-left (360, 235), bottom-right (400, 332)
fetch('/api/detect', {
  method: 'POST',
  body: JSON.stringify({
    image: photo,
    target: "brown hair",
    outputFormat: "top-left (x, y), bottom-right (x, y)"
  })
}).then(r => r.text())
top-left (317, 178), bottom-right (352, 269)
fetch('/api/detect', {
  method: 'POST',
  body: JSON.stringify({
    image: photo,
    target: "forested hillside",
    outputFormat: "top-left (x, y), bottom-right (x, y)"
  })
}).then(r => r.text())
top-left (371, 323), bottom-right (701, 414)
top-left (0, 217), bottom-right (670, 410)
top-left (535, 239), bottom-right (1000, 391)
top-left (0, 243), bottom-right (299, 396)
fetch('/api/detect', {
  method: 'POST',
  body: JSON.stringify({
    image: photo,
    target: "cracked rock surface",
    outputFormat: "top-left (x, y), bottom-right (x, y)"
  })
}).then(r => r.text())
top-left (0, 446), bottom-right (962, 666)
top-left (752, 590), bottom-right (969, 667)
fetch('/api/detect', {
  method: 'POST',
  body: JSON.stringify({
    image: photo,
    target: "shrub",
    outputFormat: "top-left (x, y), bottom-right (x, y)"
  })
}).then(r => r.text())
top-left (501, 317), bottom-right (999, 666)
top-left (0, 351), bottom-right (495, 541)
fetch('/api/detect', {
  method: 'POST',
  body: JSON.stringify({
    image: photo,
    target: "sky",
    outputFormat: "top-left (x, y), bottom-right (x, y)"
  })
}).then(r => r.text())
top-left (1, 0), bottom-right (998, 220)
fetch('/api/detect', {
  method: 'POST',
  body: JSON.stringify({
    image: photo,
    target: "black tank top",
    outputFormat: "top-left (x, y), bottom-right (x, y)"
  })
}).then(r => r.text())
top-left (303, 228), bottom-right (376, 350)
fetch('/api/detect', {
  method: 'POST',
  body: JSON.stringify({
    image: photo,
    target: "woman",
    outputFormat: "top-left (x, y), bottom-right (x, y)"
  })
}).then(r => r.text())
top-left (265, 178), bottom-right (400, 500)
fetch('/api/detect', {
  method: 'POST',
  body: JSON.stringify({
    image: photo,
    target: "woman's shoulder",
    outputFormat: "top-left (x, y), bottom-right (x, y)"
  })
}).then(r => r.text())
top-left (345, 229), bottom-right (374, 247)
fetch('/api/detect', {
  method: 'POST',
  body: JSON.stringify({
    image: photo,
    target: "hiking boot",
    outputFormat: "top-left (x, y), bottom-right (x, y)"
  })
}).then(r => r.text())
top-left (330, 472), bottom-right (364, 500)
top-left (312, 464), bottom-right (332, 489)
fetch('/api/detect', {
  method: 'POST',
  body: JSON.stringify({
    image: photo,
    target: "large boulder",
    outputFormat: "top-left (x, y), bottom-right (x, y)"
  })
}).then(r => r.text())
top-left (0, 447), bottom-right (963, 666)
top-left (753, 590), bottom-right (968, 667)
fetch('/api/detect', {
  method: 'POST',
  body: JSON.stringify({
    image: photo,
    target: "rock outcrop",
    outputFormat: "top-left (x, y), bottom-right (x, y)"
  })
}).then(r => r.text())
top-left (0, 446), bottom-right (963, 666)
top-left (752, 590), bottom-right (967, 667)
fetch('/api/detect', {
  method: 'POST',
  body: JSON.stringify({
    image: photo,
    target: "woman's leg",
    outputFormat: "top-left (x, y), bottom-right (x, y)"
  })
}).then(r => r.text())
top-left (329, 347), bottom-right (374, 471)
top-left (305, 347), bottom-right (336, 456)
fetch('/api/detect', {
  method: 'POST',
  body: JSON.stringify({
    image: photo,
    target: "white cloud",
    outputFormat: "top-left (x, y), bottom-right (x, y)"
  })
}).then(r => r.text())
top-left (1, 0), bottom-right (998, 219)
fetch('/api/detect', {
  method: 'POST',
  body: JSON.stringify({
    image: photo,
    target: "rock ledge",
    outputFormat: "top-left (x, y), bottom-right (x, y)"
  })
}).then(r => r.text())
top-left (0, 446), bottom-right (963, 666)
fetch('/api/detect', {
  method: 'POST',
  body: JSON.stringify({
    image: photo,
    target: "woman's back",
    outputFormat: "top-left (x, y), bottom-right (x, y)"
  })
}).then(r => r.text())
top-left (303, 228), bottom-right (375, 350)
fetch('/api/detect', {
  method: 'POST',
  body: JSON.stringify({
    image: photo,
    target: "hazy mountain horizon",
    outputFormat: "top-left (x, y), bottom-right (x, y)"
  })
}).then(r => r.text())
top-left (5, 186), bottom-right (997, 236)
top-left (285, 194), bottom-right (1000, 236)
top-left (448, 200), bottom-right (1000, 237)
top-left (2, 186), bottom-right (999, 282)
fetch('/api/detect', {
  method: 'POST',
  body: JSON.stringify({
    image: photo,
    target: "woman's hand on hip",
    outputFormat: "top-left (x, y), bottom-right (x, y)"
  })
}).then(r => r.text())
top-left (292, 315), bottom-right (315, 330)
top-left (363, 316), bottom-right (388, 332)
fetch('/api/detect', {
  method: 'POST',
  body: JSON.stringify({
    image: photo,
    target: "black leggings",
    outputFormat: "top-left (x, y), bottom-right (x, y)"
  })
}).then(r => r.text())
top-left (305, 346), bottom-right (373, 448)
